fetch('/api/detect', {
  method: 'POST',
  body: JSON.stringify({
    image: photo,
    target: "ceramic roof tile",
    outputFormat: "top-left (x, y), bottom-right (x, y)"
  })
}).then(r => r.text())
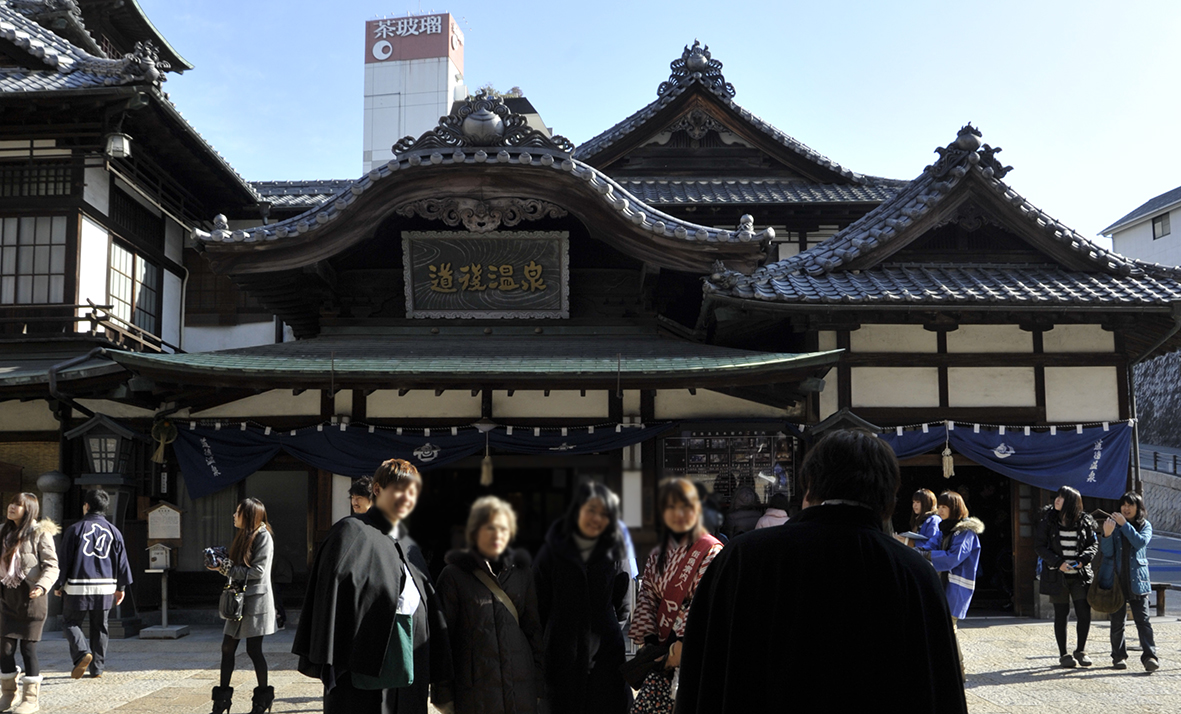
top-left (617, 179), bottom-right (902, 205)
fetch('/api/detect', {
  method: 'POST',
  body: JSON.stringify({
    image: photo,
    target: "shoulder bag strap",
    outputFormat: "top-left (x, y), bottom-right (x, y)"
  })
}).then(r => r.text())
top-left (654, 534), bottom-right (719, 641)
top-left (473, 569), bottom-right (519, 626)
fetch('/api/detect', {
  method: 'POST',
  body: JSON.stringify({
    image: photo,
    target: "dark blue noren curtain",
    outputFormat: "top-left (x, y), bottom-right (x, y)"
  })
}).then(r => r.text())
top-left (173, 422), bottom-right (675, 500)
top-left (878, 428), bottom-right (947, 460)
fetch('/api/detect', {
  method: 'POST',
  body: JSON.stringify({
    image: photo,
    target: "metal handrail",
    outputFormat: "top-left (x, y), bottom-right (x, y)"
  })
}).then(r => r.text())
top-left (1141, 448), bottom-right (1181, 476)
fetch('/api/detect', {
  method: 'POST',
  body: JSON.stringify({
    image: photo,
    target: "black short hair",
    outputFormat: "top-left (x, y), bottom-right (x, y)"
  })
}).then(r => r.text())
top-left (83, 489), bottom-right (110, 514)
top-left (800, 429), bottom-right (900, 520)
top-left (348, 476), bottom-right (374, 500)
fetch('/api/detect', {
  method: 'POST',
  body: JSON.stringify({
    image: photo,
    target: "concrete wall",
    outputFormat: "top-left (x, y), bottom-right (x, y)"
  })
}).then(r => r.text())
top-left (1142, 468), bottom-right (1181, 534)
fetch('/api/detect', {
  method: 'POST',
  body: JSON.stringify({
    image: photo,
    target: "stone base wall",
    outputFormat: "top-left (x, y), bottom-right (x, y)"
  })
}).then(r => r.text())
top-left (1142, 468), bottom-right (1181, 534)
top-left (0, 441), bottom-right (59, 493)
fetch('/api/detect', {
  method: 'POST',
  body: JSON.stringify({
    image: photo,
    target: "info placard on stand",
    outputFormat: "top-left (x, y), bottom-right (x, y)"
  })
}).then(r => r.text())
top-left (140, 504), bottom-right (189, 639)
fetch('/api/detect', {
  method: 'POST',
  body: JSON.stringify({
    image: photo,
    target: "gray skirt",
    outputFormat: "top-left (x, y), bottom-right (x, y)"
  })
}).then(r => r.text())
top-left (223, 591), bottom-right (277, 640)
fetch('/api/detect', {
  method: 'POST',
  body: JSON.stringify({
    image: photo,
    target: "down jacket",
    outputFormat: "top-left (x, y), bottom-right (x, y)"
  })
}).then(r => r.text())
top-left (435, 548), bottom-right (545, 714)
top-left (533, 521), bottom-right (631, 714)
top-left (1034, 505), bottom-right (1098, 596)
top-left (919, 517), bottom-right (983, 620)
top-left (1099, 518), bottom-right (1153, 597)
top-left (7, 519), bottom-right (59, 594)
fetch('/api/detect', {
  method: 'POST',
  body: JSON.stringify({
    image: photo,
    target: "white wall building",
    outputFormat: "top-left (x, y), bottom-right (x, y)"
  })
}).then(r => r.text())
top-left (1103, 184), bottom-right (1181, 266)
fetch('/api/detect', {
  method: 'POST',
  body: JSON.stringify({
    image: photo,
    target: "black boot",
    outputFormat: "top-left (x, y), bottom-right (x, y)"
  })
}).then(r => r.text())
top-left (250, 686), bottom-right (274, 714)
top-left (210, 685), bottom-right (233, 714)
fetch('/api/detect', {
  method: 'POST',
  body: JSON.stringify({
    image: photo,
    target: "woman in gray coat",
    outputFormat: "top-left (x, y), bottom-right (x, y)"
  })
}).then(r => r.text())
top-left (207, 498), bottom-right (276, 714)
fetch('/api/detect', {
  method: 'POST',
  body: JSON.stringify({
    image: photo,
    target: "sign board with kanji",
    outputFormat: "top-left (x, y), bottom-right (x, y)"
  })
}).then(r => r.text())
top-left (146, 502), bottom-right (182, 540)
top-left (402, 231), bottom-right (569, 318)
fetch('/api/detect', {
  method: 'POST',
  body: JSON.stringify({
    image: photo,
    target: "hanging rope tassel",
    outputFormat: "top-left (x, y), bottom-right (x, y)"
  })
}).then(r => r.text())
top-left (480, 431), bottom-right (493, 486)
top-left (941, 442), bottom-right (955, 479)
top-left (151, 420), bottom-right (178, 464)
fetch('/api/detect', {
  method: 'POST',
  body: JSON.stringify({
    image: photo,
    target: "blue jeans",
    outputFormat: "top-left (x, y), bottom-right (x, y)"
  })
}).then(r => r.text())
top-left (1110, 593), bottom-right (1157, 663)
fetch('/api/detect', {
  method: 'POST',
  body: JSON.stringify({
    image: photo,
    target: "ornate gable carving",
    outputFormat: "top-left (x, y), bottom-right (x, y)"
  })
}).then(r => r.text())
top-left (395, 197), bottom-right (568, 233)
top-left (392, 90), bottom-right (574, 155)
top-left (658, 40), bottom-right (735, 98)
top-left (663, 107), bottom-right (727, 140)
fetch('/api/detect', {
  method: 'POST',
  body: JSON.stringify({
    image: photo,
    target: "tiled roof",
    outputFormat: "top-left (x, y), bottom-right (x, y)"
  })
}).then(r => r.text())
top-left (252, 180), bottom-right (352, 209)
top-left (0, 8), bottom-right (152, 91)
top-left (110, 334), bottom-right (840, 383)
top-left (705, 125), bottom-right (1181, 306)
top-left (712, 263), bottom-right (1181, 306)
top-left (573, 45), bottom-right (872, 184)
top-left (618, 178), bottom-right (903, 205)
top-left (1102, 184), bottom-right (1181, 235)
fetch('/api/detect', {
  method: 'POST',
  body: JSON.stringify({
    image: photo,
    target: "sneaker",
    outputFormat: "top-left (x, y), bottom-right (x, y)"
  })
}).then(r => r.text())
top-left (1145, 658), bottom-right (1160, 673)
top-left (1059, 654), bottom-right (1076, 668)
top-left (1073, 650), bottom-right (1093, 667)
top-left (71, 653), bottom-right (93, 679)
top-left (1113, 659), bottom-right (1128, 670)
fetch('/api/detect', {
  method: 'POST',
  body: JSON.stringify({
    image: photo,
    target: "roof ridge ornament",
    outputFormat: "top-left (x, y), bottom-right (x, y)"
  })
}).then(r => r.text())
top-left (391, 89), bottom-right (574, 155)
top-left (927, 123), bottom-right (1012, 180)
top-left (122, 40), bottom-right (170, 88)
top-left (658, 40), bottom-right (736, 99)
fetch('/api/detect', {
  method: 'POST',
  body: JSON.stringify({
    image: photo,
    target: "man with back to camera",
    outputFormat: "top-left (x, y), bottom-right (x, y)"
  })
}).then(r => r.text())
top-left (675, 429), bottom-right (968, 713)
top-left (53, 489), bottom-right (133, 679)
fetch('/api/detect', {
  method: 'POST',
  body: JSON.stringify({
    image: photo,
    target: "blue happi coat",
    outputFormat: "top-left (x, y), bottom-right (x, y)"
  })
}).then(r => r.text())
top-left (916, 513), bottom-right (942, 542)
top-left (918, 517), bottom-right (983, 619)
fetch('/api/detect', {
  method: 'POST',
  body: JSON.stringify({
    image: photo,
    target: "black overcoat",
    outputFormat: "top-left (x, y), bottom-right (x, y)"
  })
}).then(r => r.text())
top-left (293, 508), bottom-right (452, 714)
top-left (533, 521), bottom-right (631, 714)
top-left (675, 504), bottom-right (968, 714)
top-left (435, 548), bottom-right (545, 714)
top-left (1034, 505), bottom-right (1099, 595)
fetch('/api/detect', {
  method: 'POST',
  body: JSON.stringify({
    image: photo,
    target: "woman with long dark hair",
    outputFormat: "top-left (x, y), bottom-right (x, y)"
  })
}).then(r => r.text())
top-left (1099, 492), bottom-right (1159, 672)
top-left (911, 489), bottom-right (941, 542)
top-left (628, 478), bottom-right (723, 714)
top-left (533, 482), bottom-right (632, 714)
top-left (1034, 485), bottom-right (1098, 667)
top-left (207, 498), bottom-right (275, 714)
top-left (0, 493), bottom-right (57, 714)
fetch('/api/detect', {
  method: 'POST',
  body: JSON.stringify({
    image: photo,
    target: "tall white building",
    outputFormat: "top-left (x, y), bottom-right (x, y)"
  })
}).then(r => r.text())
top-left (363, 13), bottom-right (466, 173)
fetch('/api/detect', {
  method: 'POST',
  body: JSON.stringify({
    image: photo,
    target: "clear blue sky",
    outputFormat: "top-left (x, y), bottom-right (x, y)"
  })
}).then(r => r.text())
top-left (142, 0), bottom-right (1181, 245)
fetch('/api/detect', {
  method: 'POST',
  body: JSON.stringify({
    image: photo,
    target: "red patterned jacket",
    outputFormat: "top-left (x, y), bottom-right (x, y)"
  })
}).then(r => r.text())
top-left (628, 534), bottom-right (722, 645)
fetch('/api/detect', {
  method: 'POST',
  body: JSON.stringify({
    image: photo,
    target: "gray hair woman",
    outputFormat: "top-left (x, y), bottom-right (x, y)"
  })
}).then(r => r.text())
top-left (434, 496), bottom-right (545, 714)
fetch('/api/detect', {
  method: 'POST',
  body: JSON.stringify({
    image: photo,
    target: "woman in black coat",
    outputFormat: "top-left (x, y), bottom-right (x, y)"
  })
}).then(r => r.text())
top-left (434, 496), bottom-right (545, 714)
top-left (1034, 485), bottom-right (1098, 668)
top-left (533, 483), bottom-right (632, 714)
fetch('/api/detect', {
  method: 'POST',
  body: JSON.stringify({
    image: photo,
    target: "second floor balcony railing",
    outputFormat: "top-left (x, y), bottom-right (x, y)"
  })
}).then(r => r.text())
top-left (0, 300), bottom-right (181, 354)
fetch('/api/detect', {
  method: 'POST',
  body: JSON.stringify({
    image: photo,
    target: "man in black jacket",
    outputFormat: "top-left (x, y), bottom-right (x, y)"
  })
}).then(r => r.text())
top-left (53, 489), bottom-right (133, 679)
top-left (675, 430), bottom-right (968, 713)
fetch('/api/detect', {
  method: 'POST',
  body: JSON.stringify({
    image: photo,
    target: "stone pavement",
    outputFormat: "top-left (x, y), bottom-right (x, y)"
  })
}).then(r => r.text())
top-left (15, 612), bottom-right (1180, 713)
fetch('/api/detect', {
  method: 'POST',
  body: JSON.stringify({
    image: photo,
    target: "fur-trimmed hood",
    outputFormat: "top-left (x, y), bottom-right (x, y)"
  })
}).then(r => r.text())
top-left (33, 518), bottom-right (60, 537)
top-left (444, 547), bottom-right (532, 573)
top-left (949, 517), bottom-right (984, 536)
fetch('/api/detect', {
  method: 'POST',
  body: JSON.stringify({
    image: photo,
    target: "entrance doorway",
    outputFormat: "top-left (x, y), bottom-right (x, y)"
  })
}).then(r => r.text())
top-left (408, 454), bottom-right (615, 578)
top-left (894, 463), bottom-right (1014, 613)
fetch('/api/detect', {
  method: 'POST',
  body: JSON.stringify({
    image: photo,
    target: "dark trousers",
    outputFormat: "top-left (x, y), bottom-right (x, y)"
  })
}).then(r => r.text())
top-left (1110, 593), bottom-right (1157, 663)
top-left (63, 608), bottom-right (109, 674)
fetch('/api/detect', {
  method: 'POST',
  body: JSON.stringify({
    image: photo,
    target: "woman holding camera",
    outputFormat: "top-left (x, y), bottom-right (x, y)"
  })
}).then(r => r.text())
top-left (1034, 485), bottom-right (1098, 668)
top-left (1099, 492), bottom-right (1159, 672)
top-left (207, 498), bottom-right (275, 714)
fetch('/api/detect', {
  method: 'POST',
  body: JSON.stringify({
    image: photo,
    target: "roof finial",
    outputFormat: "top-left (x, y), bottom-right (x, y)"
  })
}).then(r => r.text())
top-left (657, 40), bottom-right (736, 98)
top-left (927, 123), bottom-right (1011, 180)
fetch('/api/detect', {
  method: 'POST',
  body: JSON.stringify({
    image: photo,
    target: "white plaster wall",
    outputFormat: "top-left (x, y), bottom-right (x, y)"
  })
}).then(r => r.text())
top-left (848, 324), bottom-right (936, 353)
top-left (1111, 206), bottom-right (1181, 266)
top-left (947, 367), bottom-right (1036, 407)
top-left (192, 390), bottom-right (322, 418)
top-left (82, 165), bottom-right (109, 215)
top-left (164, 217), bottom-right (184, 265)
top-left (333, 390), bottom-right (353, 417)
top-left (818, 331), bottom-right (837, 351)
top-left (0, 400), bottom-right (58, 431)
top-left (182, 322), bottom-right (275, 352)
top-left (654, 389), bottom-right (800, 420)
top-left (76, 216), bottom-right (108, 331)
top-left (851, 367), bottom-right (940, 408)
top-left (946, 325), bottom-right (1033, 353)
top-left (819, 371), bottom-right (839, 420)
top-left (1044, 366), bottom-right (1121, 423)
top-left (1042, 325), bottom-right (1115, 353)
top-left (494, 391), bottom-right (609, 419)
top-left (368, 389), bottom-right (481, 419)
top-left (162, 270), bottom-right (182, 351)
top-left (332, 474), bottom-right (353, 524)
top-left (622, 469), bottom-right (643, 528)
top-left (73, 400), bottom-right (155, 419)
top-left (622, 390), bottom-right (641, 417)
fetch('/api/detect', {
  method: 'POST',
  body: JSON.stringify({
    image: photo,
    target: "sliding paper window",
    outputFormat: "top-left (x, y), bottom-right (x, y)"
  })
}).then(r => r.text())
top-left (109, 242), bottom-right (160, 335)
top-left (0, 216), bottom-right (67, 304)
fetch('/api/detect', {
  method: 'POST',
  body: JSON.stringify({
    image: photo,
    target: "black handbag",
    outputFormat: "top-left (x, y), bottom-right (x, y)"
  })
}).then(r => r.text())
top-left (619, 642), bottom-right (670, 689)
top-left (218, 569), bottom-right (252, 622)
